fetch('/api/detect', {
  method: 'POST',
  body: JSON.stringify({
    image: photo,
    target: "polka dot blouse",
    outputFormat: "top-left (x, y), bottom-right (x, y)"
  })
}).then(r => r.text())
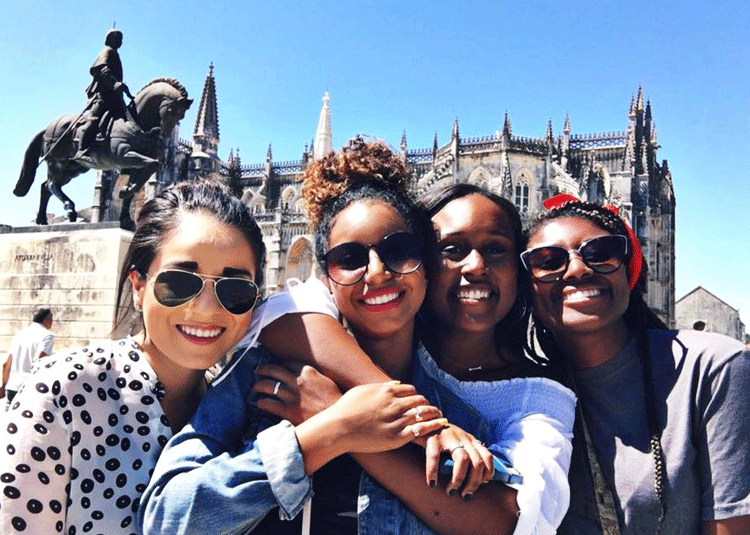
top-left (0, 338), bottom-right (172, 535)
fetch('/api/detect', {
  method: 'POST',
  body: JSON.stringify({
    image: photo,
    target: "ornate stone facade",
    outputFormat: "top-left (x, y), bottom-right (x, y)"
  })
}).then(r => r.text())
top-left (161, 66), bottom-right (676, 324)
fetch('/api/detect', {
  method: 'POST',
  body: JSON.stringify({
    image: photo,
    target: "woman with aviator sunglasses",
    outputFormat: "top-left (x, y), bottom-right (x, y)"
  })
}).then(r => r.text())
top-left (522, 196), bottom-right (750, 534)
top-left (0, 180), bottom-right (266, 535)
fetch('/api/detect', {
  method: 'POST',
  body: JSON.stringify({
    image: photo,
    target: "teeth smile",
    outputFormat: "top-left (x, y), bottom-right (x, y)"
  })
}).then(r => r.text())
top-left (179, 325), bottom-right (223, 338)
top-left (564, 288), bottom-right (604, 302)
top-left (363, 292), bottom-right (400, 305)
top-left (458, 289), bottom-right (490, 300)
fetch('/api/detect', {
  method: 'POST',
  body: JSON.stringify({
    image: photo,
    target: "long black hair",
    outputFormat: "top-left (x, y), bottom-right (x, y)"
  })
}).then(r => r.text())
top-left (418, 183), bottom-right (533, 364)
top-left (525, 200), bottom-right (668, 533)
top-left (114, 180), bottom-right (266, 336)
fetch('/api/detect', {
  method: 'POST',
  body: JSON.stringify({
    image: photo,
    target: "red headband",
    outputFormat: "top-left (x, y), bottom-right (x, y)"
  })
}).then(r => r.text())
top-left (542, 193), bottom-right (643, 290)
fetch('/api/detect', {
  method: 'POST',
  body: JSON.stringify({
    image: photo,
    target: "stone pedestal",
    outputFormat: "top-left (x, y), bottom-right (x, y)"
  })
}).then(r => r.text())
top-left (0, 223), bottom-right (133, 354)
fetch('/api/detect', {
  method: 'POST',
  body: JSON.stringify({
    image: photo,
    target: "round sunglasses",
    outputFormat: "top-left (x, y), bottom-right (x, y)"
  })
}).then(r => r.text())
top-left (149, 269), bottom-right (260, 315)
top-left (322, 231), bottom-right (423, 286)
top-left (520, 234), bottom-right (628, 283)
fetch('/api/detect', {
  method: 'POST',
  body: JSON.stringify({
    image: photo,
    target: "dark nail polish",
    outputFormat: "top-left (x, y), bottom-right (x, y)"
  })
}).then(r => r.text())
top-left (429, 479), bottom-right (436, 488)
top-left (463, 493), bottom-right (473, 502)
top-left (448, 488), bottom-right (458, 497)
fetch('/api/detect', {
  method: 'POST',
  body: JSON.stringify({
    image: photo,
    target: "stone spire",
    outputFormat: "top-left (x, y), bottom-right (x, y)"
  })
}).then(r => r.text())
top-left (192, 63), bottom-right (220, 159)
top-left (636, 84), bottom-right (644, 112)
top-left (313, 91), bottom-right (333, 160)
top-left (560, 112), bottom-right (571, 170)
top-left (502, 112), bottom-right (512, 137)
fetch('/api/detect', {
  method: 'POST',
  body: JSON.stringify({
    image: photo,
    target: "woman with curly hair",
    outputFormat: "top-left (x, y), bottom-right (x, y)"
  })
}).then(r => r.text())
top-left (521, 195), bottom-right (750, 534)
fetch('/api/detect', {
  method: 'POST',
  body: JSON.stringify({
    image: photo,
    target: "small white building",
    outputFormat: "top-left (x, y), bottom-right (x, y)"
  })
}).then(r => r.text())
top-left (675, 286), bottom-right (745, 342)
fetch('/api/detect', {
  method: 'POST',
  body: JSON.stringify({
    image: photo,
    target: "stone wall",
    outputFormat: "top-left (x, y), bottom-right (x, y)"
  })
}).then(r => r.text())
top-left (1, 223), bottom-right (133, 354)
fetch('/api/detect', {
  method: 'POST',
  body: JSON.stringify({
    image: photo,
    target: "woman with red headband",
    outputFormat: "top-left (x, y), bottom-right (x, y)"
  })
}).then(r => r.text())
top-left (521, 195), bottom-right (750, 534)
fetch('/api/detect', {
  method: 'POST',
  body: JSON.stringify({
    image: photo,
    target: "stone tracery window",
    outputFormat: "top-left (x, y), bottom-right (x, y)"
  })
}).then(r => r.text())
top-left (281, 186), bottom-right (298, 211)
top-left (514, 172), bottom-right (530, 213)
top-left (286, 237), bottom-right (314, 282)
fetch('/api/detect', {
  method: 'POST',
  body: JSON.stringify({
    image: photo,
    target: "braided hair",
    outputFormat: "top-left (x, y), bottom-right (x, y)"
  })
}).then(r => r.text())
top-left (526, 200), bottom-right (668, 533)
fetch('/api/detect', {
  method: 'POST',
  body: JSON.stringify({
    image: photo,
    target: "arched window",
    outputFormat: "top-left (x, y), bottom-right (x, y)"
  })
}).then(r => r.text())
top-left (468, 167), bottom-right (490, 189)
top-left (286, 237), bottom-right (314, 282)
top-left (514, 182), bottom-right (529, 213)
top-left (514, 170), bottom-right (531, 213)
top-left (281, 186), bottom-right (298, 212)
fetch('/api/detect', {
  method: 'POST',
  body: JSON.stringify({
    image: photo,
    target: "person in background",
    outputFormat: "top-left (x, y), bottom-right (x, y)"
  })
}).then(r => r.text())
top-left (0, 180), bottom-right (265, 535)
top-left (3, 306), bottom-right (54, 404)
top-left (522, 195), bottom-right (750, 534)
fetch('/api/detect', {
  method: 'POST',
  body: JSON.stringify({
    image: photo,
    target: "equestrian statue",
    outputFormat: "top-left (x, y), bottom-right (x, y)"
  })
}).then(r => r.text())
top-left (14, 29), bottom-right (192, 227)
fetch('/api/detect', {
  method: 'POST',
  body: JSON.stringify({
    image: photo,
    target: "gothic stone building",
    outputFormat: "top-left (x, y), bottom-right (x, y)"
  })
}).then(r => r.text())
top-left (162, 65), bottom-right (676, 324)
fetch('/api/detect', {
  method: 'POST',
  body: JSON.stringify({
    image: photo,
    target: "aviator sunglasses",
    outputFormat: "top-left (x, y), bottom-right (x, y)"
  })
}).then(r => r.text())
top-left (520, 234), bottom-right (628, 283)
top-left (322, 231), bottom-right (423, 286)
top-left (149, 269), bottom-right (260, 315)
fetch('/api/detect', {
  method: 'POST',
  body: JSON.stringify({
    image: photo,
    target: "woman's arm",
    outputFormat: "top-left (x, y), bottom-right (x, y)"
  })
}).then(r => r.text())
top-left (697, 345), bottom-right (750, 529)
top-left (259, 312), bottom-right (389, 388)
top-left (353, 447), bottom-right (519, 535)
top-left (255, 278), bottom-right (390, 389)
top-left (257, 362), bottom-right (519, 534)
top-left (703, 516), bottom-right (750, 535)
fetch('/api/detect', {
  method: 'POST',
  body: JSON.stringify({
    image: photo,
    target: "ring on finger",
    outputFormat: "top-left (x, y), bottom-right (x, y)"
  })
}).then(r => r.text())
top-left (413, 406), bottom-right (424, 422)
top-left (450, 442), bottom-right (465, 455)
top-left (272, 381), bottom-right (282, 397)
top-left (411, 423), bottom-right (422, 438)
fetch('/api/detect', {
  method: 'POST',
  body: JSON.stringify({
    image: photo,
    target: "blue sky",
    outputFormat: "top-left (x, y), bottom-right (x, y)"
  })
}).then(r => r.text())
top-left (1, 0), bottom-right (749, 326)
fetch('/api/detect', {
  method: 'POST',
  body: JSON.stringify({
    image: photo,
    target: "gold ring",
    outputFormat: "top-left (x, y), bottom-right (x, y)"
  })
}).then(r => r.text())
top-left (273, 381), bottom-right (282, 397)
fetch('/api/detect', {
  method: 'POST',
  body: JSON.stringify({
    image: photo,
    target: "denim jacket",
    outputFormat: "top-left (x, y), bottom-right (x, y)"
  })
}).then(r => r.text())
top-left (138, 347), bottom-right (313, 535)
top-left (139, 346), bottom-right (445, 535)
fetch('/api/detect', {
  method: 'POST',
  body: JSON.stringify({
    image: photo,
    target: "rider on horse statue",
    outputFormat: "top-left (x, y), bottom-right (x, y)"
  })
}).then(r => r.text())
top-left (74, 29), bottom-right (134, 162)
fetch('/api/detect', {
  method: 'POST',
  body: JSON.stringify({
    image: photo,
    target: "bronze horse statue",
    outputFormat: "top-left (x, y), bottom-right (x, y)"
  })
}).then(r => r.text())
top-left (15, 77), bottom-right (192, 226)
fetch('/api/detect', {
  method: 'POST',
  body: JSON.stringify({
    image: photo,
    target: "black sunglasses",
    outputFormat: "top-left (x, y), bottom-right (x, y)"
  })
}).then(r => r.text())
top-left (322, 231), bottom-right (423, 286)
top-left (520, 234), bottom-right (628, 283)
top-left (150, 269), bottom-right (260, 315)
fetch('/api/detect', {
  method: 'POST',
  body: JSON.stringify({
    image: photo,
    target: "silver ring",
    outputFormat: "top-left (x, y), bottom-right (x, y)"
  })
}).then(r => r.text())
top-left (272, 381), bottom-right (282, 397)
top-left (413, 406), bottom-right (423, 422)
top-left (411, 424), bottom-right (421, 438)
top-left (450, 442), bottom-right (465, 455)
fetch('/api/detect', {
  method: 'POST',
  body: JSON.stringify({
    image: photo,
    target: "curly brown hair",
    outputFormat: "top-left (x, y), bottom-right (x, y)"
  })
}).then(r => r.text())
top-left (302, 136), bottom-right (409, 228)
